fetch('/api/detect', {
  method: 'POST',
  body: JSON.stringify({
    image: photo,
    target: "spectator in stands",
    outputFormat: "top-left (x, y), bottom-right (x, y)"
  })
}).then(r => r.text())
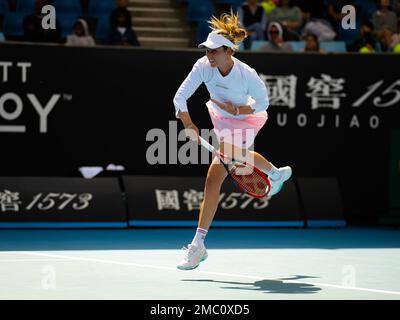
top-left (268, 0), bottom-right (303, 40)
top-left (66, 19), bottom-right (96, 46)
top-left (0, 32), bottom-right (4, 42)
top-left (238, 0), bottom-right (268, 49)
top-left (378, 25), bottom-right (400, 51)
top-left (372, 0), bottom-right (397, 33)
top-left (301, 33), bottom-right (324, 53)
top-left (22, 0), bottom-right (62, 43)
top-left (106, 8), bottom-right (140, 46)
top-left (359, 32), bottom-right (377, 53)
top-left (348, 20), bottom-right (376, 52)
top-left (260, 22), bottom-right (293, 52)
top-left (110, 0), bottom-right (132, 29)
top-left (260, 0), bottom-right (278, 17)
top-left (300, 7), bottom-right (336, 42)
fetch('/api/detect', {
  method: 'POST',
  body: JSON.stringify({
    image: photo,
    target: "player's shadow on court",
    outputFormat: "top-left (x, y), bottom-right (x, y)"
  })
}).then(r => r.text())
top-left (182, 275), bottom-right (322, 294)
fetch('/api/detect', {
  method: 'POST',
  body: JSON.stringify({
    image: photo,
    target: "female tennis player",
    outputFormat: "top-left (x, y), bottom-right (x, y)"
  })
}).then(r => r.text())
top-left (173, 12), bottom-right (292, 270)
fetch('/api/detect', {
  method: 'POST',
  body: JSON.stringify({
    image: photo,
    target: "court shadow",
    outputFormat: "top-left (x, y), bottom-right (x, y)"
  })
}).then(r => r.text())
top-left (182, 275), bottom-right (322, 294)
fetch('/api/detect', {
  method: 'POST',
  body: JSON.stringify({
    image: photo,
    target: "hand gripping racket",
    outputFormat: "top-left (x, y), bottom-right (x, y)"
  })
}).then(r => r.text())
top-left (198, 136), bottom-right (271, 198)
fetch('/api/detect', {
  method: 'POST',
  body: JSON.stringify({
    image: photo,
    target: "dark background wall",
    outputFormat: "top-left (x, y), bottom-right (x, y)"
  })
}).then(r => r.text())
top-left (1, 43), bottom-right (399, 225)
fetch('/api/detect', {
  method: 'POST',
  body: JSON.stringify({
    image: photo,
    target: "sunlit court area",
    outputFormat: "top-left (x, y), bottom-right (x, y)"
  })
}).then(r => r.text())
top-left (0, 0), bottom-right (400, 305)
top-left (1, 228), bottom-right (400, 300)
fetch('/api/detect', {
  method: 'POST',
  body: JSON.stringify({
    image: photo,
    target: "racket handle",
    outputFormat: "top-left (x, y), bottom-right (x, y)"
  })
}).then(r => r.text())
top-left (198, 136), bottom-right (216, 154)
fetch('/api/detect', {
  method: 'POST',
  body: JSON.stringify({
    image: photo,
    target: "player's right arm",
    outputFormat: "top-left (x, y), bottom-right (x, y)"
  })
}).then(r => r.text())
top-left (173, 59), bottom-right (205, 141)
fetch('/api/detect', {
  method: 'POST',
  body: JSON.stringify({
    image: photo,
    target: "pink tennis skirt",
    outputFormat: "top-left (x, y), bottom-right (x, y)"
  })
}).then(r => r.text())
top-left (208, 107), bottom-right (268, 149)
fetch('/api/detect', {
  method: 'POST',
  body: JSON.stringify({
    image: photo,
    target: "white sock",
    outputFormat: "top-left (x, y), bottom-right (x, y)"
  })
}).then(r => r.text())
top-left (267, 164), bottom-right (281, 181)
top-left (191, 228), bottom-right (208, 247)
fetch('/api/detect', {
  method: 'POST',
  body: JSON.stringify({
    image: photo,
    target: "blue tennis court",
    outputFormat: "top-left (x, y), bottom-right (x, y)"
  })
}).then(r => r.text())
top-left (1, 227), bottom-right (399, 299)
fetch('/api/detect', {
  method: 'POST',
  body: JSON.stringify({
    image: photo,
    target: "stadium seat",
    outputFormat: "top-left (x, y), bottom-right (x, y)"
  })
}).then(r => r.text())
top-left (187, 0), bottom-right (215, 23)
top-left (0, 0), bottom-right (8, 14)
top-left (3, 12), bottom-right (25, 37)
top-left (216, 0), bottom-right (244, 11)
top-left (196, 20), bottom-right (211, 43)
top-left (338, 29), bottom-right (359, 46)
top-left (57, 13), bottom-right (80, 38)
top-left (354, 0), bottom-right (377, 20)
top-left (54, 0), bottom-right (82, 15)
top-left (16, 0), bottom-right (35, 13)
top-left (250, 40), bottom-right (267, 51)
top-left (88, 0), bottom-right (115, 16)
top-left (320, 41), bottom-right (347, 53)
top-left (95, 15), bottom-right (110, 42)
top-left (287, 41), bottom-right (305, 52)
top-left (251, 41), bottom-right (305, 52)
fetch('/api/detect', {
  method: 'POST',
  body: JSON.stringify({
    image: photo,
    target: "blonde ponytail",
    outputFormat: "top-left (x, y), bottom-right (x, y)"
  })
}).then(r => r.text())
top-left (208, 10), bottom-right (248, 49)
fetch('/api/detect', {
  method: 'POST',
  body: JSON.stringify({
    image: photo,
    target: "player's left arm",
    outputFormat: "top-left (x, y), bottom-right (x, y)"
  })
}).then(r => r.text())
top-left (245, 68), bottom-right (269, 113)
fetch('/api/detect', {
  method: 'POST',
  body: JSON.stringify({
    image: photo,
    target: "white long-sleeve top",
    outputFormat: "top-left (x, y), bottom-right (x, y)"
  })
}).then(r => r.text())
top-left (173, 56), bottom-right (269, 120)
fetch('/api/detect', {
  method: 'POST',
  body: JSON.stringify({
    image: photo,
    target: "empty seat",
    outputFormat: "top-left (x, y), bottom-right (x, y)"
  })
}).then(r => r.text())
top-left (196, 20), bottom-right (211, 43)
top-left (95, 15), bottom-right (110, 42)
top-left (54, 0), bottom-right (82, 15)
top-left (250, 40), bottom-right (267, 51)
top-left (216, 0), bottom-right (244, 11)
top-left (0, 0), bottom-right (8, 14)
top-left (251, 40), bottom-right (305, 52)
top-left (354, 0), bottom-right (377, 20)
top-left (287, 41), bottom-right (305, 52)
top-left (320, 41), bottom-right (347, 53)
top-left (57, 13), bottom-right (80, 38)
top-left (3, 12), bottom-right (25, 37)
top-left (16, 0), bottom-right (35, 13)
top-left (88, 0), bottom-right (115, 16)
top-left (187, 0), bottom-right (214, 23)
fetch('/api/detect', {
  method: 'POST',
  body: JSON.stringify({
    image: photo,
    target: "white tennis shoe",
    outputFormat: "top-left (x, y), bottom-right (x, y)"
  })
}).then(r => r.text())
top-left (177, 244), bottom-right (208, 270)
top-left (269, 166), bottom-right (292, 196)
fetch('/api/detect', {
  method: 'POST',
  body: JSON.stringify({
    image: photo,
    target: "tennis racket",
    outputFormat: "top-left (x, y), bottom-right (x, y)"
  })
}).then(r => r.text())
top-left (198, 136), bottom-right (271, 198)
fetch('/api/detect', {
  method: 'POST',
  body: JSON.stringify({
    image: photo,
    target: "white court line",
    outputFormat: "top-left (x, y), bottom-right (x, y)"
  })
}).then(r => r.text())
top-left (14, 251), bottom-right (400, 297)
top-left (0, 259), bottom-right (71, 262)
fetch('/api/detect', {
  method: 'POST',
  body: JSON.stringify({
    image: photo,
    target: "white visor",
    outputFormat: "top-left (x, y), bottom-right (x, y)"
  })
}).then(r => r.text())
top-left (198, 31), bottom-right (235, 49)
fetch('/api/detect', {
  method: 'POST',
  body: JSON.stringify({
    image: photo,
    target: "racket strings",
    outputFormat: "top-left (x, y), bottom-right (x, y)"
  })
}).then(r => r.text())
top-left (216, 152), bottom-right (270, 198)
top-left (230, 165), bottom-right (270, 197)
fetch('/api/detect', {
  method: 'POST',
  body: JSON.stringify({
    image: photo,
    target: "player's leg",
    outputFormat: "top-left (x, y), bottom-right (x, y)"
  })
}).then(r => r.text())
top-left (220, 141), bottom-right (279, 179)
top-left (177, 155), bottom-right (227, 270)
top-left (220, 142), bottom-right (292, 197)
top-left (198, 156), bottom-right (228, 230)
top-left (249, 150), bottom-right (292, 196)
